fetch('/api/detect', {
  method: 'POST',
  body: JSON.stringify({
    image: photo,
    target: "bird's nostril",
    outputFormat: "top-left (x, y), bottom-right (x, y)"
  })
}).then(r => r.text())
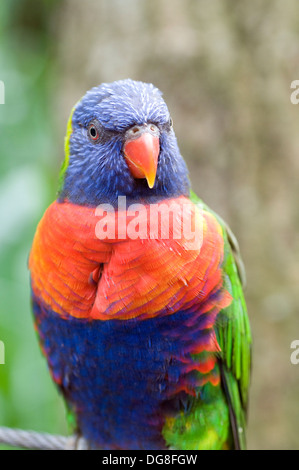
top-left (132, 126), bottom-right (140, 134)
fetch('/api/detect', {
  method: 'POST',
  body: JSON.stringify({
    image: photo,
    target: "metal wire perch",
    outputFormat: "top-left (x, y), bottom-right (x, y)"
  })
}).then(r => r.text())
top-left (0, 426), bottom-right (89, 450)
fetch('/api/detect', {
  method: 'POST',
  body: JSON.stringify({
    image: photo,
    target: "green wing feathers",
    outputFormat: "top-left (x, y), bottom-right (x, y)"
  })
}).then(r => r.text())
top-left (190, 190), bottom-right (252, 449)
top-left (217, 228), bottom-right (251, 449)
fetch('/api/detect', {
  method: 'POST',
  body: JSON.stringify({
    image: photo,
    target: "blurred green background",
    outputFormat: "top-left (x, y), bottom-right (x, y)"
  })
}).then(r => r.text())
top-left (1, 0), bottom-right (299, 450)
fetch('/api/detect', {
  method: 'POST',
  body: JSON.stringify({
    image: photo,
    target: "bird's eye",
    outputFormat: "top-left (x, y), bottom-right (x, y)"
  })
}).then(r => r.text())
top-left (88, 122), bottom-right (101, 142)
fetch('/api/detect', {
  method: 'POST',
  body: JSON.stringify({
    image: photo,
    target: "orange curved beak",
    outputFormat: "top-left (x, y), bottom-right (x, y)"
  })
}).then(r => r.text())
top-left (124, 130), bottom-right (160, 189)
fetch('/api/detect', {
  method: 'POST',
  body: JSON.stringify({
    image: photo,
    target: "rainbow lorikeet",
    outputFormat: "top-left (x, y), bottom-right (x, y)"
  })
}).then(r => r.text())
top-left (29, 79), bottom-right (251, 450)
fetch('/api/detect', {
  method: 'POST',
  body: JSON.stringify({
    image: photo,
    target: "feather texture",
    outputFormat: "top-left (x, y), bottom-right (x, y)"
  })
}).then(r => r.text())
top-left (29, 79), bottom-right (251, 450)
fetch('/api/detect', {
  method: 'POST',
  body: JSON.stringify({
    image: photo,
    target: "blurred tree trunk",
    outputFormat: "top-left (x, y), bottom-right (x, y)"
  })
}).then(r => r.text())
top-left (52, 0), bottom-right (299, 449)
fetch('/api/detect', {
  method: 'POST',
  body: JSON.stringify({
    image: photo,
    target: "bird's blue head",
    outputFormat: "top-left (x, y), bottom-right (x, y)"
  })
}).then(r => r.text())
top-left (58, 79), bottom-right (191, 206)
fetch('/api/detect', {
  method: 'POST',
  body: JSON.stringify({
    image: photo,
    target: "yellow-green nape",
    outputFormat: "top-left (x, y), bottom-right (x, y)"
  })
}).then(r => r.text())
top-left (58, 103), bottom-right (77, 191)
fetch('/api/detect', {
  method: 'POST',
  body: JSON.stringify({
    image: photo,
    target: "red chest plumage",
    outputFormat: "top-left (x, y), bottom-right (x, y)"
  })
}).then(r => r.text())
top-left (29, 196), bottom-right (231, 321)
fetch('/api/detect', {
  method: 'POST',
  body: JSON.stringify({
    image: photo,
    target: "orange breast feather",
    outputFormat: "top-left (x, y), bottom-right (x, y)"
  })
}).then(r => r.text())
top-left (29, 197), bottom-right (231, 321)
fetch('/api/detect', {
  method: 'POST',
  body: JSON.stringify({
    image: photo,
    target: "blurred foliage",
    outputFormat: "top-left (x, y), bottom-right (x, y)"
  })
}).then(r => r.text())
top-left (1, 0), bottom-right (299, 450)
top-left (0, 0), bottom-right (67, 449)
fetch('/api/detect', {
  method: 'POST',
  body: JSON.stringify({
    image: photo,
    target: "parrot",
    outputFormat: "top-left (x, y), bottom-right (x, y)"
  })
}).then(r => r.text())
top-left (28, 79), bottom-right (251, 450)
